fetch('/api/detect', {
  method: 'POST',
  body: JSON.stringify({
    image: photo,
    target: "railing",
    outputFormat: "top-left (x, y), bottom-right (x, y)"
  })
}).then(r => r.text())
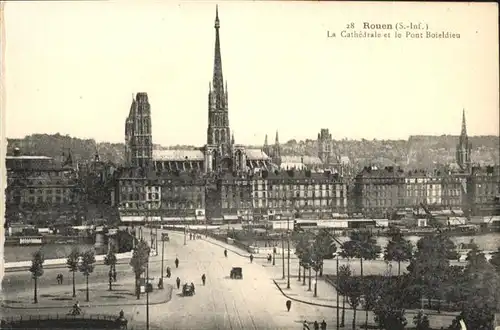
top-left (1, 313), bottom-right (126, 329)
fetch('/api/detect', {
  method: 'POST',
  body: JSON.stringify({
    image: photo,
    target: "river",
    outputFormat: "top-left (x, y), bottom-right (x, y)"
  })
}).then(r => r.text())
top-left (248, 233), bottom-right (500, 252)
top-left (3, 243), bottom-right (96, 263)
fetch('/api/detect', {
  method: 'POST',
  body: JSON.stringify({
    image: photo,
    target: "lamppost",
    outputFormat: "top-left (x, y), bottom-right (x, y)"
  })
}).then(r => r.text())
top-left (287, 214), bottom-right (291, 289)
top-left (155, 226), bottom-right (159, 256)
top-left (281, 232), bottom-right (285, 280)
top-left (160, 233), bottom-right (167, 288)
top-left (146, 246), bottom-right (150, 330)
top-left (336, 254), bottom-right (340, 330)
top-left (184, 225), bottom-right (187, 245)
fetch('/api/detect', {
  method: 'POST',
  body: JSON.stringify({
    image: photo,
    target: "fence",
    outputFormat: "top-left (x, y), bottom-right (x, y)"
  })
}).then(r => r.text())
top-left (1, 314), bottom-right (126, 329)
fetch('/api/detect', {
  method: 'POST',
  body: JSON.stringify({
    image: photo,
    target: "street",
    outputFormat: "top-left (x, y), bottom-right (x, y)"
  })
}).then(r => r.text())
top-left (1, 230), bottom-right (322, 329)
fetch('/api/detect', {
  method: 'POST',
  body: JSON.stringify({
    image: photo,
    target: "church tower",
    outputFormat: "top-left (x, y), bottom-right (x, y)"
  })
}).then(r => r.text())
top-left (318, 128), bottom-right (334, 165)
top-left (456, 109), bottom-right (472, 171)
top-left (125, 93), bottom-right (153, 168)
top-left (272, 131), bottom-right (281, 166)
top-left (263, 134), bottom-right (270, 156)
top-left (207, 6), bottom-right (231, 158)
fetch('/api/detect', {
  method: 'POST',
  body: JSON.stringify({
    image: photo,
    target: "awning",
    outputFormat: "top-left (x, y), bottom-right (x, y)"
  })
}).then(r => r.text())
top-left (196, 216), bottom-right (206, 221)
top-left (120, 216), bottom-right (144, 222)
top-left (223, 215), bottom-right (239, 220)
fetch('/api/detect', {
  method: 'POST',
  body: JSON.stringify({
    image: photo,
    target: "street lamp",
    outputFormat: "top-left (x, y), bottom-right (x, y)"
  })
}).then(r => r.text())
top-left (336, 254), bottom-right (340, 330)
top-left (287, 215), bottom-right (291, 289)
top-left (281, 232), bottom-right (285, 280)
top-left (184, 225), bottom-right (187, 245)
top-left (160, 233), bottom-right (167, 289)
top-left (146, 248), bottom-right (150, 330)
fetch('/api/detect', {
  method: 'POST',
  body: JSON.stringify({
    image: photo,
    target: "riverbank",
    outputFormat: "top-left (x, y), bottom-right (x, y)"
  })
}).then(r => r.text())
top-left (3, 243), bottom-right (97, 263)
top-left (2, 251), bottom-right (133, 271)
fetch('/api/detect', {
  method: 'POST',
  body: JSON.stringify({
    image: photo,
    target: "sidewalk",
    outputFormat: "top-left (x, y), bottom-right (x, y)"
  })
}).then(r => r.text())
top-left (198, 234), bottom-right (299, 260)
top-left (1, 279), bottom-right (173, 310)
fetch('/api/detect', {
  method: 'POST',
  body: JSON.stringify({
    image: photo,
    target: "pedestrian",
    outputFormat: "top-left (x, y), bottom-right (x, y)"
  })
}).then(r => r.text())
top-left (286, 299), bottom-right (292, 312)
top-left (176, 277), bottom-right (181, 290)
top-left (113, 270), bottom-right (117, 282)
top-left (175, 257), bottom-right (179, 268)
top-left (60, 274), bottom-right (64, 284)
top-left (224, 249), bottom-right (228, 257)
top-left (56, 274), bottom-right (60, 284)
top-left (166, 266), bottom-right (171, 278)
top-left (313, 320), bottom-right (319, 330)
top-left (303, 320), bottom-right (310, 330)
top-left (249, 254), bottom-right (254, 263)
top-left (201, 274), bottom-right (206, 286)
top-left (320, 320), bottom-right (327, 330)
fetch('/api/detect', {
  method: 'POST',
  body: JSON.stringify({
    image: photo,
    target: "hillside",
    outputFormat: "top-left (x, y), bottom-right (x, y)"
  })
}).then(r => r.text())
top-left (6, 134), bottom-right (499, 169)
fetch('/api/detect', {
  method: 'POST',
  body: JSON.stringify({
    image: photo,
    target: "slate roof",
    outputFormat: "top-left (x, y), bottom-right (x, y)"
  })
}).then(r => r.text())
top-left (153, 149), bottom-right (204, 161)
top-left (152, 148), bottom-right (269, 161)
top-left (281, 155), bottom-right (323, 165)
top-left (246, 149), bottom-right (269, 160)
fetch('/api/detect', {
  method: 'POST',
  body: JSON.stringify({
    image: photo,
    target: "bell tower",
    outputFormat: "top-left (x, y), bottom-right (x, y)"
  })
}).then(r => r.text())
top-left (207, 5), bottom-right (231, 161)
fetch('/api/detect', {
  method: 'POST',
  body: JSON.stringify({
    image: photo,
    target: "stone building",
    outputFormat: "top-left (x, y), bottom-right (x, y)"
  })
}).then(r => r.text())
top-left (122, 7), bottom-right (271, 176)
top-left (468, 165), bottom-right (500, 216)
top-left (5, 148), bottom-right (81, 226)
top-left (115, 167), bottom-right (206, 223)
top-left (353, 166), bottom-right (406, 218)
top-left (251, 169), bottom-right (349, 220)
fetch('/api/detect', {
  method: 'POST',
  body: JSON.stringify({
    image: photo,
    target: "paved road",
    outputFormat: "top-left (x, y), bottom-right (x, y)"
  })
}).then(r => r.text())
top-left (2, 230), bottom-right (312, 329)
top-left (122, 230), bottom-right (310, 329)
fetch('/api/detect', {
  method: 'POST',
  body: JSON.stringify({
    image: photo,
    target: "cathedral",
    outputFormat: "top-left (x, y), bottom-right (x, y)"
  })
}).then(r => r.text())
top-left (124, 6), bottom-right (272, 174)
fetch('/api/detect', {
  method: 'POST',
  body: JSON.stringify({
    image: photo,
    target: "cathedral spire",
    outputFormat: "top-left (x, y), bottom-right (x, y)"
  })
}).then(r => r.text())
top-left (213, 5), bottom-right (224, 101)
top-left (461, 108), bottom-right (467, 137)
top-left (275, 130), bottom-right (279, 144)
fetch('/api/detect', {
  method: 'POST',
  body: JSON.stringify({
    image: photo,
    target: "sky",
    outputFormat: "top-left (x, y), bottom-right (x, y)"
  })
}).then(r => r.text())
top-left (3, 1), bottom-right (499, 146)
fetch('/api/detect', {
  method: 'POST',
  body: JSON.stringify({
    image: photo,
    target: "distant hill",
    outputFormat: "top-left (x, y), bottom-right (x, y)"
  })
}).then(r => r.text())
top-left (6, 134), bottom-right (499, 169)
top-left (7, 134), bottom-right (127, 165)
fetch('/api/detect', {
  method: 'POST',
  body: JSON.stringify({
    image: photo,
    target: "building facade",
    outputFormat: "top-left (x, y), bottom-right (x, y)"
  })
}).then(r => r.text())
top-left (125, 92), bottom-right (153, 168)
top-left (468, 165), bottom-right (500, 216)
top-left (5, 149), bottom-right (81, 226)
top-left (353, 166), bottom-right (406, 218)
top-left (115, 167), bottom-right (206, 223)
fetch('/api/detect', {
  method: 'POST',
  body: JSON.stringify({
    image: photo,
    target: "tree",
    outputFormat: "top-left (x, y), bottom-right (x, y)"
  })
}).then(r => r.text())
top-left (363, 279), bottom-right (382, 329)
top-left (407, 232), bottom-right (457, 310)
top-left (130, 240), bottom-right (150, 299)
top-left (293, 231), bottom-right (314, 282)
top-left (78, 249), bottom-right (96, 302)
top-left (104, 247), bottom-right (117, 291)
top-left (344, 276), bottom-right (363, 330)
top-left (460, 249), bottom-right (500, 330)
top-left (337, 264), bottom-right (352, 327)
top-left (313, 230), bottom-right (337, 276)
top-left (340, 230), bottom-right (381, 277)
top-left (66, 247), bottom-right (80, 298)
top-left (29, 249), bottom-right (44, 304)
top-left (413, 310), bottom-right (430, 330)
top-left (384, 227), bottom-right (413, 275)
top-left (373, 277), bottom-right (408, 330)
top-left (488, 246), bottom-right (500, 273)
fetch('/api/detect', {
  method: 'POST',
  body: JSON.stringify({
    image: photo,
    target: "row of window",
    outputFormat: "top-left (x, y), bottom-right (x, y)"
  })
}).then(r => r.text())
top-left (121, 185), bottom-right (203, 192)
top-left (25, 188), bottom-right (69, 195)
top-left (18, 196), bottom-right (71, 204)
